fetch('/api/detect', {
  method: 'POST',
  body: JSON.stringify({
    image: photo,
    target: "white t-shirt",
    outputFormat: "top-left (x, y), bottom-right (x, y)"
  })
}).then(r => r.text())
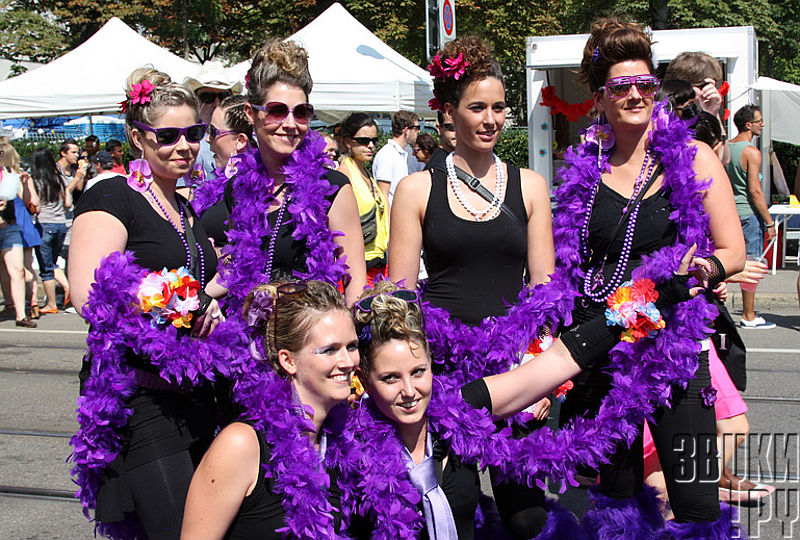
top-left (372, 139), bottom-right (422, 202)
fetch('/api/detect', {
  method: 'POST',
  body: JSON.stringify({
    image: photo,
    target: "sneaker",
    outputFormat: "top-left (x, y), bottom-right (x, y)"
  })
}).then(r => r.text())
top-left (740, 316), bottom-right (776, 329)
top-left (64, 306), bottom-right (77, 314)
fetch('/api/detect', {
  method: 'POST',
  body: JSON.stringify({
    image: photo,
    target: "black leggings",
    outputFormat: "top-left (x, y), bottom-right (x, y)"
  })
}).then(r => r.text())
top-left (489, 418), bottom-right (549, 538)
top-left (561, 350), bottom-right (720, 523)
top-left (126, 444), bottom-right (207, 540)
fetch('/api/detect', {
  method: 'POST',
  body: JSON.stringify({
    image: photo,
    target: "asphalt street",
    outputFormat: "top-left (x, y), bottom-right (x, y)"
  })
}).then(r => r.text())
top-left (1, 300), bottom-right (798, 539)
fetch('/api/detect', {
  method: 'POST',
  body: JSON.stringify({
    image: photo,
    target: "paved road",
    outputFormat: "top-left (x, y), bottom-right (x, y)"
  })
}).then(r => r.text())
top-left (1, 305), bottom-right (798, 539)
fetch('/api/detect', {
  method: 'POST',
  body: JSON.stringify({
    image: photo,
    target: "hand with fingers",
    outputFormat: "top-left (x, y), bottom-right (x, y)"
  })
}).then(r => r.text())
top-left (192, 298), bottom-right (225, 338)
top-left (694, 78), bottom-right (722, 117)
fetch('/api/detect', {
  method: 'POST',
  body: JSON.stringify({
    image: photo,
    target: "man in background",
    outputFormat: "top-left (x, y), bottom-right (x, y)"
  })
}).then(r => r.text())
top-left (425, 110), bottom-right (456, 172)
top-left (372, 110), bottom-right (421, 203)
top-left (85, 151), bottom-right (125, 191)
top-left (725, 104), bottom-right (776, 329)
top-left (105, 139), bottom-right (126, 175)
top-left (183, 61), bottom-right (243, 179)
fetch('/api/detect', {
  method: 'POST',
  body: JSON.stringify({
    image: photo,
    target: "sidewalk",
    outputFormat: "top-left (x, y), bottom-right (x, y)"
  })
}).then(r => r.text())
top-left (727, 267), bottom-right (799, 311)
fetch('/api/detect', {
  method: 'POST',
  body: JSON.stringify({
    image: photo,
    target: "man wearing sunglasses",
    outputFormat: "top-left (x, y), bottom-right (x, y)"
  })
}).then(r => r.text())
top-left (372, 110), bottom-right (422, 203)
top-left (183, 61), bottom-right (244, 184)
top-left (726, 104), bottom-right (775, 330)
top-left (424, 110), bottom-right (457, 173)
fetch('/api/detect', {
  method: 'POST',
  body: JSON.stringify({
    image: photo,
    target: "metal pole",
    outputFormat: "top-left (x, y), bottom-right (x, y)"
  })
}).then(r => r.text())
top-left (89, 114), bottom-right (94, 136)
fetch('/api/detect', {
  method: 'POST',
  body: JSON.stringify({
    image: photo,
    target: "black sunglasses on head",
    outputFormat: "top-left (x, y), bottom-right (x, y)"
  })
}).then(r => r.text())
top-left (352, 136), bottom-right (380, 146)
top-left (197, 90), bottom-right (232, 104)
top-left (133, 121), bottom-right (207, 146)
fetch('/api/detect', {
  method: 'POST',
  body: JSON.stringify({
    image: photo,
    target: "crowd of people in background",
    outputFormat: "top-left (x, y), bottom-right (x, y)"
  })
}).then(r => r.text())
top-left (0, 15), bottom-right (785, 540)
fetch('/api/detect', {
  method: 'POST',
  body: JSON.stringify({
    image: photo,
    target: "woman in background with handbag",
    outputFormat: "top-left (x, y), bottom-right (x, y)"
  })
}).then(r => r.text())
top-left (337, 112), bottom-right (389, 283)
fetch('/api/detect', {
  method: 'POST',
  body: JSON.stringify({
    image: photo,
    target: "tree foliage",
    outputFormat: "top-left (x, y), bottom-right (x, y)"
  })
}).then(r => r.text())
top-left (0, 0), bottom-right (67, 62)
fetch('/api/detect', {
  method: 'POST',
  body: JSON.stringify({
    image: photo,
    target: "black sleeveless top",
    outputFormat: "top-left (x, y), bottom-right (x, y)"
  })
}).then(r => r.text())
top-left (422, 166), bottom-right (527, 326)
top-left (224, 427), bottom-right (344, 540)
top-left (578, 181), bottom-right (676, 322)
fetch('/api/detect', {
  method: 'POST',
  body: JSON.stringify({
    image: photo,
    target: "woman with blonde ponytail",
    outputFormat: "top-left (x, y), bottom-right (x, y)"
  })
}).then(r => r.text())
top-left (69, 67), bottom-right (224, 539)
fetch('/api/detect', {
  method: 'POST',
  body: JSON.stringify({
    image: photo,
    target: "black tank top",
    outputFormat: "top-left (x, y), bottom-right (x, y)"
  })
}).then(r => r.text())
top-left (578, 181), bottom-right (677, 321)
top-left (422, 165), bottom-right (527, 326)
top-left (224, 428), bottom-right (343, 540)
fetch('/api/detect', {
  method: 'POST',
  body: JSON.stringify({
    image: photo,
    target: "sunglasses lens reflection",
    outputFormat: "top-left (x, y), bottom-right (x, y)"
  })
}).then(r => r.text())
top-left (186, 125), bottom-right (206, 143)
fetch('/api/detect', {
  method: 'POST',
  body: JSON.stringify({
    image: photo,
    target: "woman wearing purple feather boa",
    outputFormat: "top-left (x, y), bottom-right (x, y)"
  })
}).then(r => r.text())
top-left (198, 40), bottom-right (366, 310)
top-left (555, 18), bottom-right (745, 538)
top-left (69, 68), bottom-right (224, 538)
top-left (350, 273), bottom-right (703, 540)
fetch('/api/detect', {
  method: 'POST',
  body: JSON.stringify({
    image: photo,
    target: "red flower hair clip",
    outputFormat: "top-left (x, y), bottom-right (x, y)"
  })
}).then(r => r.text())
top-left (428, 52), bottom-right (469, 81)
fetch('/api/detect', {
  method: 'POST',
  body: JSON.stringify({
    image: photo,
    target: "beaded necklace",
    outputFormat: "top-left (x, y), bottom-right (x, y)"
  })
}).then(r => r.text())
top-left (579, 147), bottom-right (656, 303)
top-left (146, 185), bottom-right (206, 287)
top-left (445, 152), bottom-right (506, 221)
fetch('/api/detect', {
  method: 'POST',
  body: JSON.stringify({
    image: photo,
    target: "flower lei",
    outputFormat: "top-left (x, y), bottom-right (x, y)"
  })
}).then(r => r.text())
top-left (540, 86), bottom-right (595, 122)
top-left (220, 133), bottom-right (349, 315)
top-left (69, 252), bottom-right (248, 538)
top-left (604, 278), bottom-right (665, 343)
top-left (137, 267), bottom-right (201, 328)
top-left (411, 101), bottom-right (718, 497)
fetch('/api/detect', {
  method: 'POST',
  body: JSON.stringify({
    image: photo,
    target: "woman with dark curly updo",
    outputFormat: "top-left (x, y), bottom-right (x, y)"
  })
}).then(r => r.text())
top-left (388, 35), bottom-right (555, 537)
top-left (554, 17), bottom-right (745, 538)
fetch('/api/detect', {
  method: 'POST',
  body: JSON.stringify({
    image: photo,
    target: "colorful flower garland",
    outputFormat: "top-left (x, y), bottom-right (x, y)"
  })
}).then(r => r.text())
top-left (220, 132), bottom-right (349, 315)
top-left (69, 252), bottom-right (248, 538)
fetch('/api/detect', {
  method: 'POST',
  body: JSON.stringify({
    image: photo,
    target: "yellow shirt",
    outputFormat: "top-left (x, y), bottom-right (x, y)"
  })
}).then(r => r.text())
top-left (337, 157), bottom-right (390, 262)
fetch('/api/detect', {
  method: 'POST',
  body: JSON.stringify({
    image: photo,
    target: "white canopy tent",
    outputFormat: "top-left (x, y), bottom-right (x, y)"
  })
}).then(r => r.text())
top-left (229, 3), bottom-right (434, 122)
top-left (747, 76), bottom-right (800, 194)
top-left (0, 17), bottom-right (200, 119)
top-left (526, 26), bottom-right (758, 186)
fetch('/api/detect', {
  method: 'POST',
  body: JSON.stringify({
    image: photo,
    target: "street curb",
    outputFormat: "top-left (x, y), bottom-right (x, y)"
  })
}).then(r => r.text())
top-left (728, 293), bottom-right (799, 311)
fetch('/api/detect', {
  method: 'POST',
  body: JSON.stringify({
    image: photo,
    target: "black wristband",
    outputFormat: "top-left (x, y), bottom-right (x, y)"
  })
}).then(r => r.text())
top-left (704, 255), bottom-right (726, 290)
top-left (560, 316), bottom-right (620, 371)
top-left (195, 290), bottom-right (213, 318)
top-left (654, 274), bottom-right (692, 310)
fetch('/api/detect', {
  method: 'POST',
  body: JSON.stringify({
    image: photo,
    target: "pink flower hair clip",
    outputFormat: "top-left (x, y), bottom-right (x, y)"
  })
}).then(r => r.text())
top-left (428, 52), bottom-right (469, 81)
top-left (130, 80), bottom-right (155, 107)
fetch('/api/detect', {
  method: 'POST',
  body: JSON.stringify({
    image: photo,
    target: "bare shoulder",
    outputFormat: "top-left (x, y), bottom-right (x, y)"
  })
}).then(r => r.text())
top-left (394, 171), bottom-right (432, 204)
top-left (205, 422), bottom-right (260, 465)
top-left (740, 144), bottom-right (762, 159)
top-left (518, 166), bottom-right (547, 186)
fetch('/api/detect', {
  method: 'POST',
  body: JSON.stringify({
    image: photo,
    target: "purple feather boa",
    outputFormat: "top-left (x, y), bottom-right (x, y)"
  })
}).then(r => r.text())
top-left (220, 132), bottom-right (349, 315)
top-left (69, 251), bottom-right (249, 538)
top-left (363, 103), bottom-right (723, 527)
top-left (581, 485), bottom-right (666, 540)
top-left (191, 165), bottom-right (228, 215)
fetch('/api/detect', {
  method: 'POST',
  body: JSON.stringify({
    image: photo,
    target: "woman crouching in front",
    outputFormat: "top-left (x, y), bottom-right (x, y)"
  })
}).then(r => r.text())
top-left (181, 280), bottom-right (361, 539)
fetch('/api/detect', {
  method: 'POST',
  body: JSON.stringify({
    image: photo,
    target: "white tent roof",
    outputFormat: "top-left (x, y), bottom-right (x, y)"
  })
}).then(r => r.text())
top-left (0, 18), bottom-right (200, 119)
top-left (748, 76), bottom-right (800, 147)
top-left (230, 3), bottom-right (434, 122)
